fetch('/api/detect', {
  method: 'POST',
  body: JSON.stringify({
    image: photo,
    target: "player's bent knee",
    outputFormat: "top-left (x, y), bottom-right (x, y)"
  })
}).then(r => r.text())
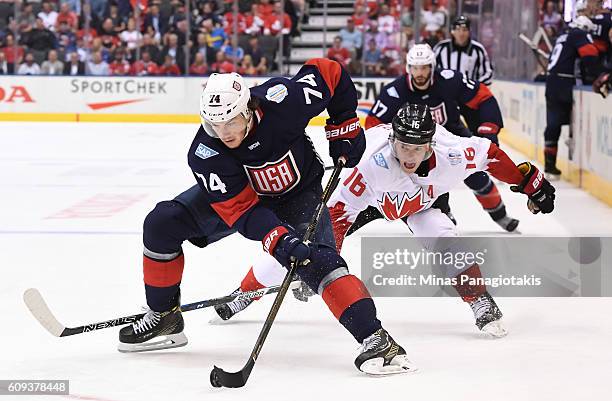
top-left (143, 200), bottom-right (193, 253)
top-left (296, 245), bottom-right (348, 292)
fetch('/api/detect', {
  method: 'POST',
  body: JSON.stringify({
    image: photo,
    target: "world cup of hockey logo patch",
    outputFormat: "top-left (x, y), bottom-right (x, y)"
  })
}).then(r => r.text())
top-left (430, 103), bottom-right (448, 126)
top-left (377, 188), bottom-right (430, 220)
top-left (244, 151), bottom-right (301, 195)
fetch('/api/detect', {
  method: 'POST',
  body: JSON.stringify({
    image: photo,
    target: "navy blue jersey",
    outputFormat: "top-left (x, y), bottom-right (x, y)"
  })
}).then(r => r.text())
top-left (546, 27), bottom-right (601, 99)
top-left (591, 12), bottom-right (612, 53)
top-left (187, 58), bottom-right (358, 240)
top-left (365, 69), bottom-right (503, 136)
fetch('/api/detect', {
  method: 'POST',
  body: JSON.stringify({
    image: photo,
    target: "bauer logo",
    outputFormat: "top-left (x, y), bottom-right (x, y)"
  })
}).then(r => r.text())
top-left (195, 143), bottom-right (219, 160)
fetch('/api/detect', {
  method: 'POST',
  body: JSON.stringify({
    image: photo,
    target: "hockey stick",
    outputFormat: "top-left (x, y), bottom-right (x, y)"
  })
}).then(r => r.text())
top-left (23, 282), bottom-right (301, 338)
top-left (210, 160), bottom-right (345, 388)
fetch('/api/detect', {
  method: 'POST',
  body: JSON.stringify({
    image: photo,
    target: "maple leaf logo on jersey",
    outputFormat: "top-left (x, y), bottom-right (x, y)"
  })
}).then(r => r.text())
top-left (376, 188), bottom-right (430, 220)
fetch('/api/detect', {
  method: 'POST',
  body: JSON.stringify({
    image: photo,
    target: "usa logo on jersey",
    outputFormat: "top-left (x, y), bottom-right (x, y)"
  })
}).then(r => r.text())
top-left (430, 103), bottom-right (448, 126)
top-left (244, 151), bottom-right (301, 195)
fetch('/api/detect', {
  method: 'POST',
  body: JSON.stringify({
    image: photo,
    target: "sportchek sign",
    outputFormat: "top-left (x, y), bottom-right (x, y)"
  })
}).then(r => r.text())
top-left (0, 75), bottom-right (391, 116)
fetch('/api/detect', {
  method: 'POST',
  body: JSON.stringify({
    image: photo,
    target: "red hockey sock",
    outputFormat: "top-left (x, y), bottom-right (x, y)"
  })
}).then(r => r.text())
top-left (453, 264), bottom-right (487, 303)
top-left (240, 267), bottom-right (266, 299)
top-left (475, 182), bottom-right (502, 211)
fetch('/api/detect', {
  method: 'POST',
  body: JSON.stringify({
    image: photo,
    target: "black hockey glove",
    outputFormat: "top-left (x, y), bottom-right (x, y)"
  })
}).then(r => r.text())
top-left (262, 226), bottom-right (311, 267)
top-left (326, 112), bottom-right (366, 168)
top-left (510, 162), bottom-right (556, 214)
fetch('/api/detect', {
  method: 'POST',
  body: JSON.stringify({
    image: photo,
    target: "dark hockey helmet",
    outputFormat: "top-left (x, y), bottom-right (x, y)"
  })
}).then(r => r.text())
top-left (390, 103), bottom-right (436, 145)
top-left (452, 15), bottom-right (471, 30)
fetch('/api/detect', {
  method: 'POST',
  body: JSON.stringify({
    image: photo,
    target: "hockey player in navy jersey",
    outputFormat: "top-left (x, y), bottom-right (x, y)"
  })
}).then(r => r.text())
top-left (543, 15), bottom-right (609, 178)
top-left (364, 44), bottom-right (519, 232)
top-left (117, 58), bottom-right (416, 376)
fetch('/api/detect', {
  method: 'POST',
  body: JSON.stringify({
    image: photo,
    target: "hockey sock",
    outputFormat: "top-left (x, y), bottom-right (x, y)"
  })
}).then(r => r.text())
top-left (474, 181), bottom-right (506, 221)
top-left (239, 267), bottom-right (266, 300)
top-left (321, 275), bottom-right (382, 343)
top-left (453, 264), bottom-right (487, 303)
top-left (143, 253), bottom-right (184, 312)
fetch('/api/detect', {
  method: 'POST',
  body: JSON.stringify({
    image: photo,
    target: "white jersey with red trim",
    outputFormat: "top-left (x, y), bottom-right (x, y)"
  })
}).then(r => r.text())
top-left (327, 123), bottom-right (520, 245)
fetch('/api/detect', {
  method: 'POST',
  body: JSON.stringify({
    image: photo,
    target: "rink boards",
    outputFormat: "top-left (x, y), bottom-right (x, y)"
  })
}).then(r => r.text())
top-left (0, 75), bottom-right (610, 205)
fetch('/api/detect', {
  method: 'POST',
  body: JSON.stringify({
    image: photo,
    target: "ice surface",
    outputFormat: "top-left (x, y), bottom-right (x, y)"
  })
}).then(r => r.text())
top-left (1, 123), bottom-right (611, 401)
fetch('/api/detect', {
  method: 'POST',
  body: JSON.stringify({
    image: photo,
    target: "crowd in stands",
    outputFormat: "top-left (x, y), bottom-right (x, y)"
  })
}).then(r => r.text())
top-left (0, 0), bottom-right (307, 76)
top-left (328, 0), bottom-right (449, 77)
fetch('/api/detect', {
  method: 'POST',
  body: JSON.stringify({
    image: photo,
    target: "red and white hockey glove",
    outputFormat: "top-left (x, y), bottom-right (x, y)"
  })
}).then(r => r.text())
top-left (593, 72), bottom-right (610, 98)
top-left (509, 162), bottom-right (556, 214)
top-left (326, 112), bottom-right (366, 168)
top-left (262, 226), bottom-right (311, 267)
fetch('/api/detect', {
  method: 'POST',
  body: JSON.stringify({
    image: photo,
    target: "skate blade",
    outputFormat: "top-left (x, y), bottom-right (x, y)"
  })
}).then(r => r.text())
top-left (545, 172), bottom-right (561, 181)
top-left (117, 332), bottom-right (188, 353)
top-left (359, 355), bottom-right (419, 376)
top-left (481, 320), bottom-right (508, 338)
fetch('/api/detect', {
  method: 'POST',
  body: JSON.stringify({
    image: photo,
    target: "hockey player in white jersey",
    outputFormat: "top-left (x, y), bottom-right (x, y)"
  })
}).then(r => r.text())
top-left (326, 103), bottom-right (556, 336)
top-left (220, 104), bottom-right (556, 338)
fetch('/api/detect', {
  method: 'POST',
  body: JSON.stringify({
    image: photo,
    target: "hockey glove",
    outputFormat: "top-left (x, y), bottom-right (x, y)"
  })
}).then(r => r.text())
top-left (593, 72), bottom-right (611, 98)
top-left (510, 162), bottom-right (556, 214)
top-left (326, 112), bottom-right (366, 168)
top-left (262, 226), bottom-right (311, 267)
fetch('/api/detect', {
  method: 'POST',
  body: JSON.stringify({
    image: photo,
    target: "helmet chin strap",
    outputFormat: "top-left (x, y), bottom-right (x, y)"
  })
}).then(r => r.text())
top-left (242, 108), bottom-right (253, 140)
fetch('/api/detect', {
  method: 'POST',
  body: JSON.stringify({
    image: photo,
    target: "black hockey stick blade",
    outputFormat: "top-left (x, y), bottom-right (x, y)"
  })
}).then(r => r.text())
top-left (210, 359), bottom-right (255, 388)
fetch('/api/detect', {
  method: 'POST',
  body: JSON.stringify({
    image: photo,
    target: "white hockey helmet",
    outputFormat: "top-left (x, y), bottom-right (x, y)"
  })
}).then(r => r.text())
top-left (199, 72), bottom-right (251, 138)
top-left (570, 15), bottom-right (597, 32)
top-left (405, 44), bottom-right (436, 73)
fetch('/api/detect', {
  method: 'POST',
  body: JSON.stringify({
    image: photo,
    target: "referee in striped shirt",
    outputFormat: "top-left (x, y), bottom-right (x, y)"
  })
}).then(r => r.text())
top-left (434, 16), bottom-right (494, 134)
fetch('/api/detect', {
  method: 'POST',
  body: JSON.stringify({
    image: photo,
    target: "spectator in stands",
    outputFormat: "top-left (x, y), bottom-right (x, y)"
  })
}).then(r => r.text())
top-left (56, 2), bottom-right (78, 31)
top-left (56, 20), bottom-right (77, 55)
top-left (264, 2), bottom-right (292, 37)
top-left (224, 2), bottom-right (246, 35)
top-left (120, 17), bottom-right (143, 50)
top-left (363, 38), bottom-right (382, 76)
top-left (189, 52), bottom-right (208, 75)
top-left (86, 51), bottom-right (110, 75)
top-left (77, 5), bottom-right (100, 46)
top-left (158, 54), bottom-right (181, 75)
top-left (365, 21), bottom-right (390, 50)
top-left (541, 0), bottom-right (562, 35)
top-left (327, 36), bottom-right (351, 68)
top-left (41, 49), bottom-right (63, 74)
top-left (339, 18), bottom-right (363, 55)
top-left (258, 0), bottom-right (275, 20)
top-left (63, 51), bottom-right (86, 75)
top-left (422, 0), bottom-right (446, 36)
top-left (245, 36), bottom-right (267, 72)
top-left (1, 34), bottom-right (25, 67)
top-left (18, 52), bottom-right (41, 75)
top-left (17, 3), bottom-right (36, 34)
top-left (352, 5), bottom-right (366, 29)
top-left (244, 3), bottom-right (264, 35)
top-left (211, 50), bottom-right (235, 73)
top-left (238, 54), bottom-right (257, 75)
top-left (160, 33), bottom-right (185, 72)
top-left (0, 51), bottom-right (12, 74)
top-left (105, 3), bottom-right (126, 35)
top-left (377, 4), bottom-right (397, 35)
top-left (99, 18), bottom-right (120, 54)
top-left (221, 36), bottom-right (245, 64)
top-left (140, 33), bottom-right (161, 65)
top-left (192, 32), bottom-right (214, 65)
top-left (132, 50), bottom-right (159, 76)
top-left (200, 19), bottom-right (227, 50)
top-left (109, 47), bottom-right (132, 75)
top-left (23, 18), bottom-right (57, 54)
top-left (38, 1), bottom-right (58, 32)
top-left (144, 3), bottom-right (167, 37)
top-left (198, 2), bottom-right (221, 26)
top-left (90, 0), bottom-right (108, 20)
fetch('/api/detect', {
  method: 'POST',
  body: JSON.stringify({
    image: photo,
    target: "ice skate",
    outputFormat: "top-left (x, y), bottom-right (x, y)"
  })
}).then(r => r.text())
top-left (355, 329), bottom-right (418, 375)
top-left (210, 288), bottom-right (255, 323)
top-left (469, 292), bottom-right (508, 338)
top-left (118, 305), bottom-right (187, 352)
